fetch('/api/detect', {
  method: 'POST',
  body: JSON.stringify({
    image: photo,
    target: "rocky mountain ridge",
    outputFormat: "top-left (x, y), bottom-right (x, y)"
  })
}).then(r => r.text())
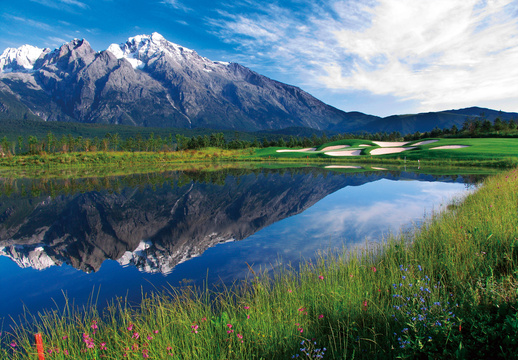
top-left (0, 33), bottom-right (375, 131)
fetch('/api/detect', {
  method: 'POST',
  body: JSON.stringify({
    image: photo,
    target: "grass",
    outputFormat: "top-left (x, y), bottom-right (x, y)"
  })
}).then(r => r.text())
top-left (253, 138), bottom-right (518, 168)
top-left (1, 138), bottom-right (518, 172)
top-left (1, 166), bottom-right (517, 359)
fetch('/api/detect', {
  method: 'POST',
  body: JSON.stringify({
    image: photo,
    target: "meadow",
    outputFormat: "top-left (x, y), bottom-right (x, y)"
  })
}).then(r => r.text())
top-left (1, 165), bottom-right (517, 358)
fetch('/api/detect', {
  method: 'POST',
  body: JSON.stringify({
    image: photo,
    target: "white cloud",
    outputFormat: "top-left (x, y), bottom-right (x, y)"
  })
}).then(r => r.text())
top-left (30, 0), bottom-right (88, 9)
top-left (160, 0), bottom-right (192, 12)
top-left (212, 0), bottom-right (518, 113)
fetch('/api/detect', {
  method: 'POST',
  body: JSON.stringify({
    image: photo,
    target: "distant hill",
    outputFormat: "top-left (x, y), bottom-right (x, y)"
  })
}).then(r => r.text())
top-left (359, 107), bottom-right (518, 134)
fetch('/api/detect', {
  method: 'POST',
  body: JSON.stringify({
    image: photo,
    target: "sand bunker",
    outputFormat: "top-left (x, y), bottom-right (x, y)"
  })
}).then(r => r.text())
top-left (431, 145), bottom-right (469, 150)
top-left (325, 165), bottom-right (362, 169)
top-left (325, 150), bottom-right (362, 156)
top-left (276, 148), bottom-right (316, 152)
top-left (372, 141), bottom-right (409, 147)
top-left (370, 147), bottom-right (416, 155)
top-left (413, 140), bottom-right (439, 146)
top-left (320, 145), bottom-right (351, 151)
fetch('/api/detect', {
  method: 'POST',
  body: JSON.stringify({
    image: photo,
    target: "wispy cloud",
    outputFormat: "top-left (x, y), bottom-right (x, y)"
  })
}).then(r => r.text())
top-left (160, 0), bottom-right (192, 12)
top-left (3, 14), bottom-right (54, 31)
top-left (30, 0), bottom-right (88, 10)
top-left (212, 0), bottom-right (518, 112)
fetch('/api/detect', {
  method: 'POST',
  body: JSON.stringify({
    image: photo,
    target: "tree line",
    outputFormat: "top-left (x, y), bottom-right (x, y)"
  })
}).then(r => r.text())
top-left (1, 116), bottom-right (516, 156)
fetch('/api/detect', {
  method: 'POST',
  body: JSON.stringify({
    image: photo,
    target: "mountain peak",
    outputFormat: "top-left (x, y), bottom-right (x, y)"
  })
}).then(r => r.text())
top-left (0, 44), bottom-right (48, 73)
top-left (107, 32), bottom-right (196, 69)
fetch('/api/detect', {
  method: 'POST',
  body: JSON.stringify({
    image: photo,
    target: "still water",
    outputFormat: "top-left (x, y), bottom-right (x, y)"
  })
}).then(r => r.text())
top-left (0, 167), bottom-right (479, 325)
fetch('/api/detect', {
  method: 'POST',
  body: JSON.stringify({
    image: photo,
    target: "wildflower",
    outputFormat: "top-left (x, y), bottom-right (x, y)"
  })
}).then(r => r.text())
top-left (371, 266), bottom-right (377, 272)
top-left (132, 343), bottom-right (139, 351)
top-left (318, 314), bottom-right (324, 319)
top-left (147, 335), bottom-right (153, 340)
top-left (227, 324), bottom-right (232, 329)
top-left (154, 329), bottom-right (159, 334)
top-left (133, 332), bottom-right (140, 339)
top-left (191, 324), bottom-right (199, 334)
top-left (362, 300), bottom-right (368, 310)
top-left (418, 265), bottom-right (422, 271)
top-left (10, 341), bottom-right (16, 348)
top-left (142, 349), bottom-right (149, 358)
top-left (318, 275), bottom-right (324, 280)
top-left (100, 342), bottom-right (107, 350)
top-left (62, 335), bottom-right (68, 340)
top-left (288, 289), bottom-right (293, 293)
top-left (244, 306), bottom-right (250, 310)
top-left (127, 323), bottom-right (134, 331)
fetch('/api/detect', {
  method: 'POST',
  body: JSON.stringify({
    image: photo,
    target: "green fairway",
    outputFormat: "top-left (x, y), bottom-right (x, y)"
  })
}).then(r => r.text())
top-left (254, 138), bottom-right (518, 163)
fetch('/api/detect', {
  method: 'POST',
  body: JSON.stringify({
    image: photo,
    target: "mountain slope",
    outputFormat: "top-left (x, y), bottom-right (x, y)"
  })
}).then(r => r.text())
top-left (0, 33), bottom-right (379, 132)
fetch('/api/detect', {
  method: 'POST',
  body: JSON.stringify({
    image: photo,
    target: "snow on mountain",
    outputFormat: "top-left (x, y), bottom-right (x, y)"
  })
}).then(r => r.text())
top-left (106, 32), bottom-right (229, 71)
top-left (0, 245), bottom-right (57, 270)
top-left (0, 45), bottom-right (48, 73)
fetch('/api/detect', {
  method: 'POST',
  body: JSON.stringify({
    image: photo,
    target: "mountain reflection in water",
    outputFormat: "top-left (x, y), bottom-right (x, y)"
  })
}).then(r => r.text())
top-left (0, 167), bottom-right (478, 323)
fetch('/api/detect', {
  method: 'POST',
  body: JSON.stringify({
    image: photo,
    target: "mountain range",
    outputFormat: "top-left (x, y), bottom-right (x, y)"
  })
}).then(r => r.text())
top-left (1, 33), bottom-right (517, 134)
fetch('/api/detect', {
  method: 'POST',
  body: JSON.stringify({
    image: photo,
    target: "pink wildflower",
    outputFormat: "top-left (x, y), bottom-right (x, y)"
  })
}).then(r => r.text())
top-left (133, 332), bottom-right (140, 339)
top-left (127, 323), bottom-right (134, 331)
top-left (244, 306), bottom-right (250, 310)
top-left (318, 275), bottom-right (324, 280)
top-left (371, 266), bottom-right (377, 272)
top-left (318, 314), bottom-right (324, 319)
top-left (191, 324), bottom-right (199, 334)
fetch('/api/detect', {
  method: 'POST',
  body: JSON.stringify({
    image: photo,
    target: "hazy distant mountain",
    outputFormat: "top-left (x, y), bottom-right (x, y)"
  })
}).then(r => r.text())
top-left (0, 33), bottom-right (378, 132)
top-left (358, 107), bottom-right (518, 134)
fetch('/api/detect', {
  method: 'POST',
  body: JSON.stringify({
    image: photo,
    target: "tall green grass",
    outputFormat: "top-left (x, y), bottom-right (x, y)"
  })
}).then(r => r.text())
top-left (1, 168), bottom-right (517, 359)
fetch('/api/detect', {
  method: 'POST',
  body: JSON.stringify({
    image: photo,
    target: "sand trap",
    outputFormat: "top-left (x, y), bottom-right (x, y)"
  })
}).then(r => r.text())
top-left (431, 145), bottom-right (469, 150)
top-left (359, 144), bottom-right (371, 147)
top-left (276, 148), bottom-right (316, 152)
top-left (413, 140), bottom-right (439, 146)
top-left (372, 141), bottom-right (409, 147)
top-left (325, 150), bottom-right (362, 156)
top-left (320, 145), bottom-right (351, 151)
top-left (370, 147), bottom-right (416, 155)
top-left (325, 165), bottom-right (362, 169)
top-left (371, 167), bottom-right (387, 170)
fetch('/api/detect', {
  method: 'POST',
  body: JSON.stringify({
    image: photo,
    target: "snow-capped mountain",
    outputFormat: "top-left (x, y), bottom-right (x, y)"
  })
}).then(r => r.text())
top-left (0, 45), bottom-right (49, 73)
top-left (0, 33), bottom-right (377, 131)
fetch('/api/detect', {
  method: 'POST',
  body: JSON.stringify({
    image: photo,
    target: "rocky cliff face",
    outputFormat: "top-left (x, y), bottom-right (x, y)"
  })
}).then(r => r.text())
top-left (0, 33), bottom-right (377, 131)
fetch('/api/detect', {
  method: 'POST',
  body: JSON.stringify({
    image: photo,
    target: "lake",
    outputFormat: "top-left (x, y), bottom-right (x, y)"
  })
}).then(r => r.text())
top-left (0, 166), bottom-right (481, 326)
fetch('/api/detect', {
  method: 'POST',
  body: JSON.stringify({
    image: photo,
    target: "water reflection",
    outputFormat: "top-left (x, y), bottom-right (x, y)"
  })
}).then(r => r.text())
top-left (0, 167), bottom-right (479, 323)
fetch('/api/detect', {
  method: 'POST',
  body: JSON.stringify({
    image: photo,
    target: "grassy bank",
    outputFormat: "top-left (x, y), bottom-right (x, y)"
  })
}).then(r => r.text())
top-left (1, 138), bottom-right (518, 172)
top-left (1, 168), bottom-right (518, 359)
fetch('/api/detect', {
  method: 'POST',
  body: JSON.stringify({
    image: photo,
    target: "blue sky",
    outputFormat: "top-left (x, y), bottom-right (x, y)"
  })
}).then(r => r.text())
top-left (1, 0), bottom-right (518, 117)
